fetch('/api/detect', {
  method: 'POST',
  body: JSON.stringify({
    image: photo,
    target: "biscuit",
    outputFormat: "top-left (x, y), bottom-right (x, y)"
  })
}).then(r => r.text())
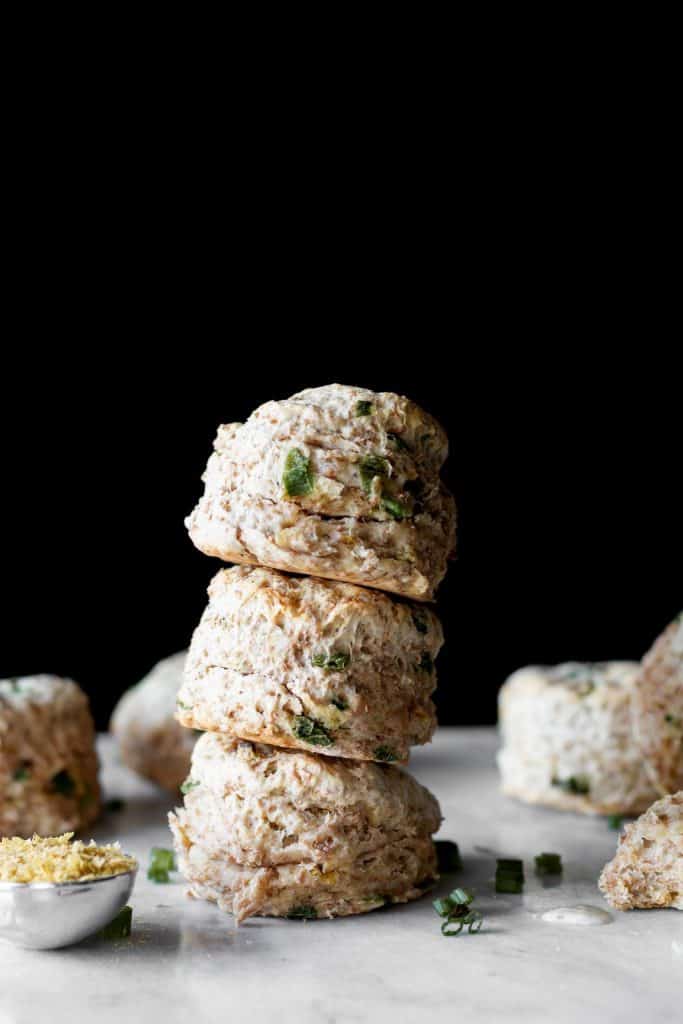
top-left (497, 662), bottom-right (658, 815)
top-left (177, 566), bottom-right (442, 763)
top-left (168, 733), bottom-right (441, 922)
top-left (631, 614), bottom-right (683, 796)
top-left (599, 790), bottom-right (683, 910)
top-left (110, 652), bottom-right (198, 792)
top-left (0, 675), bottom-right (100, 837)
top-left (185, 384), bottom-right (456, 601)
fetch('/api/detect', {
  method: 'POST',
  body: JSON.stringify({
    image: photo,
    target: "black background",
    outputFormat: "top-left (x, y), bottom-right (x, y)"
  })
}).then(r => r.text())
top-left (2, 343), bottom-right (680, 730)
top-left (2, 83), bottom-right (680, 729)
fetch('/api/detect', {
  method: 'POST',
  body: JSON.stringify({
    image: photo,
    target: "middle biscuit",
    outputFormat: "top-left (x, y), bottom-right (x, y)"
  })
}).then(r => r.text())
top-left (177, 565), bottom-right (443, 763)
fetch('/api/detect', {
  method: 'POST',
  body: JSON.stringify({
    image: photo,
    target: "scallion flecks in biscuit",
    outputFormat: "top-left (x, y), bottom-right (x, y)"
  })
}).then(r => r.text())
top-left (497, 662), bottom-right (659, 815)
top-left (185, 384), bottom-right (456, 601)
top-left (168, 733), bottom-right (441, 922)
top-left (177, 566), bottom-right (443, 762)
top-left (0, 676), bottom-right (100, 838)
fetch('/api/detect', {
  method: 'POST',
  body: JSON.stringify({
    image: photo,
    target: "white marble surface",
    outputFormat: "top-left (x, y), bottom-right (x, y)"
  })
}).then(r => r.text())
top-left (1, 730), bottom-right (680, 1024)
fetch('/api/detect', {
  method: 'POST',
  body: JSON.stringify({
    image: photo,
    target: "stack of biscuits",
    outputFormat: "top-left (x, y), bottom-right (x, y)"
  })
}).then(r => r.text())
top-left (169, 384), bottom-right (457, 923)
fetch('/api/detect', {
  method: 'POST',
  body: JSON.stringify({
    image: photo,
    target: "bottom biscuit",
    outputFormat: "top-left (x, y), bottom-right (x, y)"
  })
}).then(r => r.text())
top-left (169, 810), bottom-right (437, 923)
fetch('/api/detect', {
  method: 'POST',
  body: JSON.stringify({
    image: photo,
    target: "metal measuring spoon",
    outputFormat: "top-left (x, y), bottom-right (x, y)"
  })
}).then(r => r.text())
top-left (0, 867), bottom-right (137, 949)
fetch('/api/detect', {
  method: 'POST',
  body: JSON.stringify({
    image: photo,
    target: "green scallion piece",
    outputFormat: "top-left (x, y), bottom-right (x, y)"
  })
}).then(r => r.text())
top-left (147, 847), bottom-right (176, 883)
top-left (330, 697), bottom-right (348, 711)
top-left (355, 400), bottom-right (373, 416)
top-left (311, 651), bottom-right (350, 671)
top-left (433, 886), bottom-right (484, 937)
top-left (283, 448), bottom-right (315, 497)
top-left (534, 852), bottom-right (563, 876)
top-left (466, 911), bottom-right (483, 933)
top-left (51, 770), bottom-right (76, 797)
top-left (374, 746), bottom-right (398, 762)
top-left (180, 778), bottom-right (200, 794)
top-left (325, 652), bottom-right (350, 671)
top-left (496, 859), bottom-right (523, 874)
top-left (551, 775), bottom-right (590, 795)
top-left (287, 905), bottom-right (317, 920)
top-left (381, 495), bottom-right (409, 520)
top-left (442, 909), bottom-right (483, 936)
top-left (13, 762), bottom-right (31, 782)
top-left (495, 859), bottom-right (524, 893)
top-left (441, 917), bottom-right (465, 936)
top-left (359, 454), bottom-right (389, 493)
top-left (432, 897), bottom-right (454, 917)
top-left (495, 874), bottom-right (524, 894)
top-left (292, 716), bottom-right (333, 747)
top-left (98, 905), bottom-right (133, 940)
top-left (449, 888), bottom-right (474, 906)
top-left (607, 815), bottom-right (623, 830)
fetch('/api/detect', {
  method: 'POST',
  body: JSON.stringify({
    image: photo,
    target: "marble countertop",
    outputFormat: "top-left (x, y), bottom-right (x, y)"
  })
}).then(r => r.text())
top-left (2, 730), bottom-right (680, 1023)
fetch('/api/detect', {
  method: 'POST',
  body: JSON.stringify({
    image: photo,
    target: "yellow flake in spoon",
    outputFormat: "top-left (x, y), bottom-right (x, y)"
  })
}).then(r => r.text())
top-left (0, 833), bottom-right (137, 884)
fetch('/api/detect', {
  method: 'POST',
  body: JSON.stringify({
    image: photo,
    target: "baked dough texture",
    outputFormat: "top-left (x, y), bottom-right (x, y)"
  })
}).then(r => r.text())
top-left (0, 675), bottom-right (100, 837)
top-left (497, 662), bottom-right (658, 815)
top-left (599, 790), bottom-right (683, 910)
top-left (631, 613), bottom-right (683, 797)
top-left (185, 384), bottom-right (456, 601)
top-left (177, 566), bottom-right (442, 763)
top-left (168, 733), bottom-right (441, 922)
top-left (110, 651), bottom-right (197, 792)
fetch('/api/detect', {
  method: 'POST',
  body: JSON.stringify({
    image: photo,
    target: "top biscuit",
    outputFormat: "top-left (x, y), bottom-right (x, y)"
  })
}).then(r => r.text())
top-left (185, 384), bottom-right (456, 600)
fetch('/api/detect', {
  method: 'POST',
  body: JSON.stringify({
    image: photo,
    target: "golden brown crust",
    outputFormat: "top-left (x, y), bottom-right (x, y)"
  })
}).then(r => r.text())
top-left (168, 733), bottom-right (441, 922)
top-left (178, 566), bottom-right (441, 762)
top-left (185, 384), bottom-right (456, 600)
top-left (170, 812), bottom-right (437, 923)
